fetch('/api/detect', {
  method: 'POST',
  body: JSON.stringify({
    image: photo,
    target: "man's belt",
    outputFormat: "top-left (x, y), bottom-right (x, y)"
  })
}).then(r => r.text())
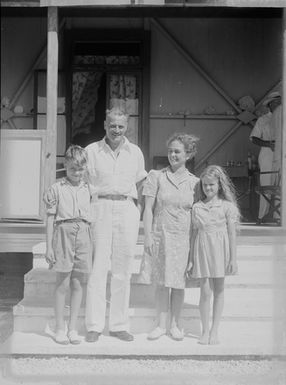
top-left (56, 218), bottom-right (90, 225)
top-left (98, 194), bottom-right (128, 201)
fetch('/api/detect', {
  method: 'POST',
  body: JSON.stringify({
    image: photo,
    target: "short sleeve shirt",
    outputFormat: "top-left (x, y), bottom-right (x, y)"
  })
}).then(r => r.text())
top-left (250, 112), bottom-right (273, 141)
top-left (85, 137), bottom-right (147, 199)
top-left (43, 178), bottom-right (92, 223)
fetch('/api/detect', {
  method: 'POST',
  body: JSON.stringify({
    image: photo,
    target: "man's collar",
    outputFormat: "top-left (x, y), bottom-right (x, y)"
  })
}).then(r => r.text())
top-left (99, 136), bottom-right (131, 153)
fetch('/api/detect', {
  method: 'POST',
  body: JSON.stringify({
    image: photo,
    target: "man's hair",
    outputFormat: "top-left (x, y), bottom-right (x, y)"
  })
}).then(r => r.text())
top-left (64, 144), bottom-right (88, 167)
top-left (106, 107), bottom-right (129, 124)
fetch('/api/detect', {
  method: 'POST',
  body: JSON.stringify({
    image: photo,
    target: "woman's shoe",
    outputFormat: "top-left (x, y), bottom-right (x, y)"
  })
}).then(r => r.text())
top-left (55, 330), bottom-right (69, 345)
top-left (147, 326), bottom-right (166, 340)
top-left (67, 330), bottom-right (81, 345)
top-left (169, 326), bottom-right (184, 341)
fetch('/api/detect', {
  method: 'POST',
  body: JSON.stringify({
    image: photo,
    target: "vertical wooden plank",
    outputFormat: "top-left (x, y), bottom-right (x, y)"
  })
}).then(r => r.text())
top-left (142, 28), bottom-right (151, 170)
top-left (45, 6), bottom-right (58, 192)
top-left (282, 9), bottom-right (286, 227)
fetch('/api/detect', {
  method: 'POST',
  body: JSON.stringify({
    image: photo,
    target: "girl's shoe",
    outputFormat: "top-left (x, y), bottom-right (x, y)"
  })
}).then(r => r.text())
top-left (67, 330), bottom-right (81, 345)
top-left (147, 326), bottom-right (166, 340)
top-left (169, 327), bottom-right (184, 341)
top-left (55, 330), bottom-right (69, 345)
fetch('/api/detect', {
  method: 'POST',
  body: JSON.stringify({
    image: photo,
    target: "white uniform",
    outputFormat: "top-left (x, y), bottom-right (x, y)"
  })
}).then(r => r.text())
top-left (250, 112), bottom-right (274, 219)
top-left (271, 105), bottom-right (282, 175)
top-left (85, 137), bottom-right (147, 333)
top-left (270, 105), bottom-right (282, 220)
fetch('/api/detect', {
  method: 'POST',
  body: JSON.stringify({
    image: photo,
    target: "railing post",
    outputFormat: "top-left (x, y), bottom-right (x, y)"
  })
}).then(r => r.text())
top-left (44, 6), bottom-right (58, 193)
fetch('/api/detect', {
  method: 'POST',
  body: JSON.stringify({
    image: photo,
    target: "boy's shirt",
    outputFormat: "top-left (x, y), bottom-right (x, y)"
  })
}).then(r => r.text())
top-left (43, 177), bottom-right (93, 223)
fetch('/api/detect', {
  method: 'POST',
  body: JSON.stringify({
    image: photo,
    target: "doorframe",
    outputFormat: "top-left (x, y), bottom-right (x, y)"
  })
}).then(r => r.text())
top-left (64, 28), bottom-right (150, 163)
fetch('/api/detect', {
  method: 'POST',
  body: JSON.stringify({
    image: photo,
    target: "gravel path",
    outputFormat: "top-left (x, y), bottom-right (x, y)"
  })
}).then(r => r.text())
top-left (0, 357), bottom-right (285, 385)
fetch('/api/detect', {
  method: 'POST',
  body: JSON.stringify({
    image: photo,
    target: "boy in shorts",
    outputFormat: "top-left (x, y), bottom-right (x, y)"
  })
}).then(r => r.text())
top-left (44, 145), bottom-right (92, 344)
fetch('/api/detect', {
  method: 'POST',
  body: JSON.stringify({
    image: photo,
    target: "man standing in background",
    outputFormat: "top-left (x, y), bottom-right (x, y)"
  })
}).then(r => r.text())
top-left (250, 91), bottom-right (281, 223)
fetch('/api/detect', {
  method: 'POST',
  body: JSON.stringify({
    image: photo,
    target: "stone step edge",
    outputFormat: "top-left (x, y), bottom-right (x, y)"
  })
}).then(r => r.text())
top-left (32, 241), bottom-right (286, 257)
top-left (2, 326), bottom-right (283, 359)
top-left (23, 269), bottom-right (279, 287)
top-left (13, 304), bottom-right (277, 322)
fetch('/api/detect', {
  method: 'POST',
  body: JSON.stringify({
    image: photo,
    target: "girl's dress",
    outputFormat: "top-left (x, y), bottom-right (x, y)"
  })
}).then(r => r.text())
top-left (140, 167), bottom-right (199, 289)
top-left (191, 199), bottom-right (239, 278)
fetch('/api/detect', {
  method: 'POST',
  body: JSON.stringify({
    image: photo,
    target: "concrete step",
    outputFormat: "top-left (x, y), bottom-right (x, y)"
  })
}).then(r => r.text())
top-left (24, 252), bottom-right (283, 298)
top-left (32, 241), bottom-right (286, 262)
top-left (1, 319), bottom-right (284, 357)
top-left (13, 287), bottom-right (278, 334)
top-left (23, 257), bottom-right (280, 301)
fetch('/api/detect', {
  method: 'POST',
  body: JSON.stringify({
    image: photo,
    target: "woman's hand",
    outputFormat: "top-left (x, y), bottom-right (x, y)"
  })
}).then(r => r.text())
top-left (227, 259), bottom-right (238, 275)
top-left (185, 261), bottom-right (193, 279)
top-left (144, 234), bottom-right (155, 256)
top-left (45, 248), bottom-right (56, 269)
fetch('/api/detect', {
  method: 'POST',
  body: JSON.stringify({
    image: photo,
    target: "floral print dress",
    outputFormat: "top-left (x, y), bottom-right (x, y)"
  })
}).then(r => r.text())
top-left (142, 167), bottom-right (199, 289)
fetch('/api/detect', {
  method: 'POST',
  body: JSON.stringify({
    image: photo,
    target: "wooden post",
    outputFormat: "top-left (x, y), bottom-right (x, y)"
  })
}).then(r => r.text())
top-left (45, 6), bottom-right (58, 191)
top-left (282, 9), bottom-right (286, 227)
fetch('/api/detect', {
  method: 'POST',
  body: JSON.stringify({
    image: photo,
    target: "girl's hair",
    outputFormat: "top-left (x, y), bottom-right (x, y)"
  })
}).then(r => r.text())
top-left (106, 107), bottom-right (129, 124)
top-left (65, 144), bottom-right (88, 167)
top-left (166, 132), bottom-right (199, 159)
top-left (199, 165), bottom-right (238, 207)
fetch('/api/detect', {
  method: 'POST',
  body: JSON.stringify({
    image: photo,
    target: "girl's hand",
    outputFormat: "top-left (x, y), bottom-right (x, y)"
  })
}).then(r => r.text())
top-left (144, 234), bottom-right (155, 256)
top-left (45, 248), bottom-right (56, 269)
top-left (227, 260), bottom-right (238, 275)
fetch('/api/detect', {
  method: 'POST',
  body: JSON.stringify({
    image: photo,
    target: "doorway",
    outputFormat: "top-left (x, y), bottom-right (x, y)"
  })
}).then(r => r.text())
top-left (65, 30), bottom-right (150, 154)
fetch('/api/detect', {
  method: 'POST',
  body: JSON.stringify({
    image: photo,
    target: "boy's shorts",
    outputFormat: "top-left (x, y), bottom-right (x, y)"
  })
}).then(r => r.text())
top-left (52, 220), bottom-right (92, 274)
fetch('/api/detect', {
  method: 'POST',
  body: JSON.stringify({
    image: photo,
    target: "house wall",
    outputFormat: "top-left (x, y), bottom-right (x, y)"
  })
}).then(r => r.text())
top-left (149, 18), bottom-right (282, 172)
top-left (1, 17), bottom-right (47, 126)
top-left (1, 16), bottom-right (282, 171)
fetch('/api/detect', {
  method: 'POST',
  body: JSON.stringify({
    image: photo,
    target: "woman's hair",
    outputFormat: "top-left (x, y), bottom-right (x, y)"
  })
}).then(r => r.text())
top-left (65, 144), bottom-right (88, 167)
top-left (198, 165), bottom-right (238, 207)
top-left (166, 132), bottom-right (199, 159)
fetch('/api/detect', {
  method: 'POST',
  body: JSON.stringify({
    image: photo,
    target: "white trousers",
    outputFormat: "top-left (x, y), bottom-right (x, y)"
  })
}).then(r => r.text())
top-left (85, 198), bottom-right (140, 333)
top-left (258, 147), bottom-right (274, 219)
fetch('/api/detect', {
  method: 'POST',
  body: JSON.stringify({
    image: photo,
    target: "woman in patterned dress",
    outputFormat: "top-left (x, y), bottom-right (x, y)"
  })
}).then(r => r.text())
top-left (142, 133), bottom-right (199, 341)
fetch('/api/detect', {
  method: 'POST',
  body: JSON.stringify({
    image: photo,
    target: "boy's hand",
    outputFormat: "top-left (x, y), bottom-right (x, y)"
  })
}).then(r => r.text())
top-left (227, 260), bottom-right (238, 275)
top-left (45, 249), bottom-right (56, 269)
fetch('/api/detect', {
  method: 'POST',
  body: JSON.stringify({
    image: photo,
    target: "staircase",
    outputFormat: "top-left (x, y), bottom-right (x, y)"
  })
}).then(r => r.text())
top-left (1, 225), bottom-right (286, 357)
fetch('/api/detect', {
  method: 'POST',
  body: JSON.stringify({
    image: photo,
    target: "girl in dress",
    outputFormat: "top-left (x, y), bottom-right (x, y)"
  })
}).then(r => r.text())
top-left (187, 165), bottom-right (240, 345)
top-left (142, 133), bottom-right (199, 341)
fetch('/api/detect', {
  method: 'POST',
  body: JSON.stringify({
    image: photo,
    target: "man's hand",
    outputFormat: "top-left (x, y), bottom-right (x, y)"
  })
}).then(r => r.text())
top-left (45, 248), bottom-right (56, 269)
top-left (227, 259), bottom-right (238, 275)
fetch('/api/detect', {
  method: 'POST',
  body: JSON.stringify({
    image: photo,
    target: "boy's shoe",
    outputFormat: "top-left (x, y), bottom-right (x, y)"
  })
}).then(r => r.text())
top-left (147, 327), bottom-right (166, 341)
top-left (169, 326), bottom-right (184, 341)
top-left (86, 331), bottom-right (101, 343)
top-left (55, 330), bottom-right (69, 345)
top-left (67, 330), bottom-right (81, 345)
top-left (109, 331), bottom-right (134, 341)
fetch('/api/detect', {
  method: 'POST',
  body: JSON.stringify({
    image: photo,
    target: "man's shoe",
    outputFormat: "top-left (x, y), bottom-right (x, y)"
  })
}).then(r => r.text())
top-left (109, 331), bottom-right (134, 341)
top-left (85, 331), bottom-right (101, 343)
